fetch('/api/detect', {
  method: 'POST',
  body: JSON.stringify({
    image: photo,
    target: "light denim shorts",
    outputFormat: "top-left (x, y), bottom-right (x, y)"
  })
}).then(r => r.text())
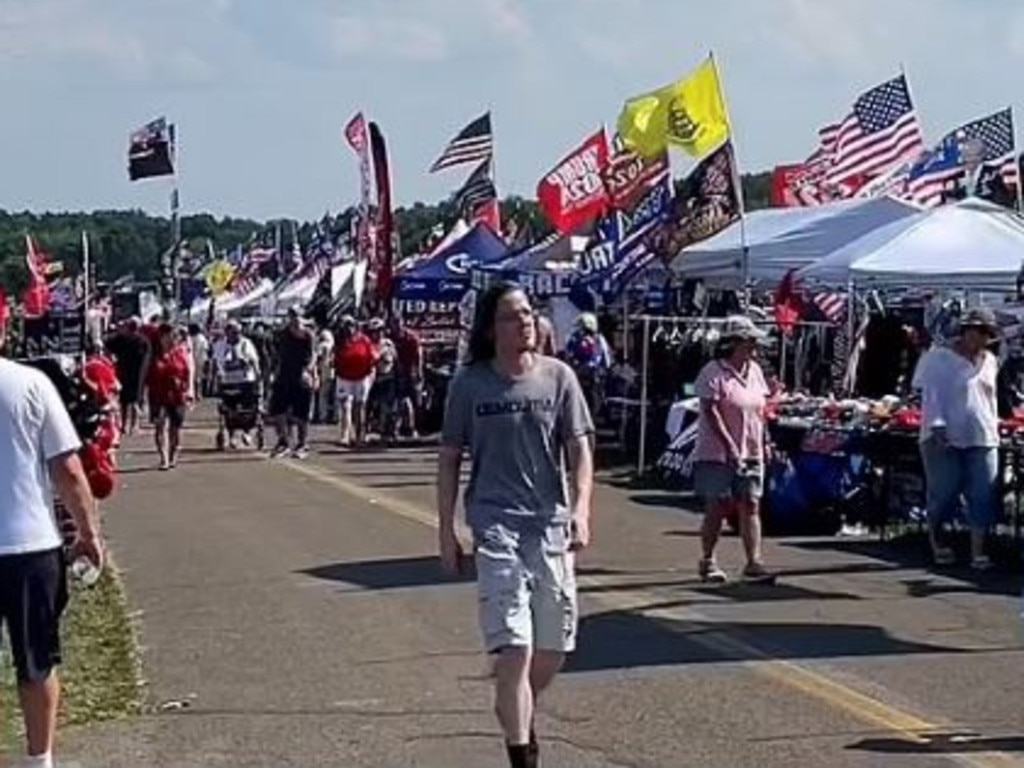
top-left (693, 460), bottom-right (764, 503)
top-left (474, 524), bottom-right (578, 654)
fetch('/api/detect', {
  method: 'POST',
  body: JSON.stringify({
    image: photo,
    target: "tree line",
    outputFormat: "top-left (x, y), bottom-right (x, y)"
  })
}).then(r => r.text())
top-left (0, 172), bottom-right (771, 293)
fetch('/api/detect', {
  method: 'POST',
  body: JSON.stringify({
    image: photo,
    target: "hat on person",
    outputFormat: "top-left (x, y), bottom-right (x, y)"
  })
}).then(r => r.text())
top-left (577, 312), bottom-right (598, 333)
top-left (720, 315), bottom-right (768, 342)
top-left (959, 307), bottom-right (999, 336)
top-left (340, 314), bottom-right (357, 327)
top-left (367, 318), bottom-right (385, 331)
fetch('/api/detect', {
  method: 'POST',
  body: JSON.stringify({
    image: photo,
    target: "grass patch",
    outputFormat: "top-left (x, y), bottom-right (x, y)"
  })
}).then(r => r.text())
top-left (2, 562), bottom-right (145, 754)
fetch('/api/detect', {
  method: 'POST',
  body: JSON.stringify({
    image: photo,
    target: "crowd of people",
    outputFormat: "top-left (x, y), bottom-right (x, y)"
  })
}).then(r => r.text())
top-left (2, 273), bottom-right (1009, 768)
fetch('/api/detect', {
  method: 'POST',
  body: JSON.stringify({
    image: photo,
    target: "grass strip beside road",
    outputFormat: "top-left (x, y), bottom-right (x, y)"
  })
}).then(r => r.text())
top-left (2, 563), bottom-right (144, 755)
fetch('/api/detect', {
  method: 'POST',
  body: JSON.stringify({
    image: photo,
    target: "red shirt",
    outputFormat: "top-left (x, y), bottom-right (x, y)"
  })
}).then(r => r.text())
top-left (334, 333), bottom-right (377, 381)
top-left (84, 354), bottom-right (120, 402)
top-left (146, 346), bottom-right (191, 407)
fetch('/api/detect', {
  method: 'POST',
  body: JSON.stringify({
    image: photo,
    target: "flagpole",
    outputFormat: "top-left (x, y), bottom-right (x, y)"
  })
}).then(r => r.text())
top-left (81, 230), bottom-right (90, 361)
top-left (709, 50), bottom-right (750, 305)
top-left (170, 123), bottom-right (182, 319)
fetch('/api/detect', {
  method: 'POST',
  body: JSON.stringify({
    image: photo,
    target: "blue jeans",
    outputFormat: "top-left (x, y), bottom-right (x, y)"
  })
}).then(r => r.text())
top-left (920, 439), bottom-right (998, 531)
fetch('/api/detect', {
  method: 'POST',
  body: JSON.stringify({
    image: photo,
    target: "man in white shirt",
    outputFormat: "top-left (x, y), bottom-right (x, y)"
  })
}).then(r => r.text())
top-left (0, 307), bottom-right (104, 768)
top-left (912, 307), bottom-right (1000, 570)
top-left (212, 321), bottom-right (263, 449)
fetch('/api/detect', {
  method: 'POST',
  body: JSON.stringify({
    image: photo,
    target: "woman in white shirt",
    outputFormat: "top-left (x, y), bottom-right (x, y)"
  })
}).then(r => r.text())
top-left (911, 308), bottom-right (1000, 570)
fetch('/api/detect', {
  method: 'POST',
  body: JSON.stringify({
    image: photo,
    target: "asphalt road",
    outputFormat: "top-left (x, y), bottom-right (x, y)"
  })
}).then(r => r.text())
top-left (64, 414), bottom-right (1024, 767)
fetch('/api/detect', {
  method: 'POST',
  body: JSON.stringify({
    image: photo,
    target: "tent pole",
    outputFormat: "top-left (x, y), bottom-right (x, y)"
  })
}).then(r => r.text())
top-left (637, 315), bottom-right (651, 476)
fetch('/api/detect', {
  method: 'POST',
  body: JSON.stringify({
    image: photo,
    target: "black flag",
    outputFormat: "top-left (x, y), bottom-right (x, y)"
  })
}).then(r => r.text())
top-left (128, 118), bottom-right (175, 181)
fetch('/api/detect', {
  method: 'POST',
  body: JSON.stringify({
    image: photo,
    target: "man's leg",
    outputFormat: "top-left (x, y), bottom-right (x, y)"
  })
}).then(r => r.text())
top-left (19, 672), bottom-right (59, 762)
top-left (526, 533), bottom-right (579, 766)
top-left (493, 647), bottom-right (535, 751)
top-left (476, 545), bottom-right (536, 767)
top-left (9, 549), bottom-right (68, 767)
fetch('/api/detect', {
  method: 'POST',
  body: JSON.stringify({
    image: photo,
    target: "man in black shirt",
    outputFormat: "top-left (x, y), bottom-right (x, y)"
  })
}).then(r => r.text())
top-left (268, 309), bottom-right (316, 458)
top-left (105, 318), bottom-right (150, 435)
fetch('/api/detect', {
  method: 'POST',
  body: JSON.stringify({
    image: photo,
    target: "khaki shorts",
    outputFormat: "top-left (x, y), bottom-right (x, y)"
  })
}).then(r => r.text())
top-left (693, 460), bottom-right (764, 502)
top-left (474, 525), bottom-right (578, 654)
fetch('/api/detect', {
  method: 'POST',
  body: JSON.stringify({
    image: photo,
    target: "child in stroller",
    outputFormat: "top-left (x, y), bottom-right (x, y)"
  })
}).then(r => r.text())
top-left (212, 320), bottom-right (264, 450)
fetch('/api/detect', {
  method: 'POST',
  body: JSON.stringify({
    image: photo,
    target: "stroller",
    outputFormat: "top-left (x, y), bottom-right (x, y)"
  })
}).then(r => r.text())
top-left (216, 373), bottom-right (265, 451)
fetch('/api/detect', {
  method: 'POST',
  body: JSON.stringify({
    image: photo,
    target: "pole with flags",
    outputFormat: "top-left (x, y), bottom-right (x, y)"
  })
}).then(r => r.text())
top-left (708, 50), bottom-right (750, 302)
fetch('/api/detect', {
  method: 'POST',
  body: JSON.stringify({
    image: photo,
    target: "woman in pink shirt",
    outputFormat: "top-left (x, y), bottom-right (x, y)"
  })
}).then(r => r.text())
top-left (692, 316), bottom-right (772, 583)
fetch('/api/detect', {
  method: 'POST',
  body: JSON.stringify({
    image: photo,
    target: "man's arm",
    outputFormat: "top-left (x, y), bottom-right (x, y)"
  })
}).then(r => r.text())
top-left (436, 445), bottom-right (462, 533)
top-left (49, 452), bottom-right (100, 546)
top-left (566, 434), bottom-right (594, 519)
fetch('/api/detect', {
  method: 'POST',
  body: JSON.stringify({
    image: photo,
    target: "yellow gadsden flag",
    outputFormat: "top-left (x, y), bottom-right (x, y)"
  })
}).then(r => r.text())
top-left (203, 259), bottom-right (236, 297)
top-left (617, 57), bottom-right (730, 159)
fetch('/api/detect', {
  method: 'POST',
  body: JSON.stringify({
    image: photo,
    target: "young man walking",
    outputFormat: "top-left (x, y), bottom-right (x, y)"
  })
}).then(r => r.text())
top-left (437, 283), bottom-right (595, 768)
top-left (0, 297), bottom-right (104, 768)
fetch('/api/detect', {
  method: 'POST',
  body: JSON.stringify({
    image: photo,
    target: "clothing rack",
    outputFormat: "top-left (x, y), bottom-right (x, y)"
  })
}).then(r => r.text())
top-left (634, 314), bottom-right (836, 476)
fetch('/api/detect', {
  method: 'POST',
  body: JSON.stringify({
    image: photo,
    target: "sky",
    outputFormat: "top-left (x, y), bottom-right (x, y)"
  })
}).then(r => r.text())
top-left (2, 0), bottom-right (1024, 221)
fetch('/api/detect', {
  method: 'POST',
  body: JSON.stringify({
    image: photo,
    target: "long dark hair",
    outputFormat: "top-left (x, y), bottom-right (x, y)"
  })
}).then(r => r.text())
top-left (466, 282), bottom-right (523, 365)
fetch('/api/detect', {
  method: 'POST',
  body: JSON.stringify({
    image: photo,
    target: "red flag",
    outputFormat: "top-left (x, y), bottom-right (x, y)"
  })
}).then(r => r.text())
top-left (770, 165), bottom-right (806, 207)
top-left (472, 199), bottom-right (502, 234)
top-left (22, 235), bottom-right (51, 318)
top-left (537, 129), bottom-right (610, 234)
top-left (369, 122), bottom-right (395, 305)
top-left (773, 269), bottom-right (804, 335)
top-left (603, 146), bottom-right (670, 211)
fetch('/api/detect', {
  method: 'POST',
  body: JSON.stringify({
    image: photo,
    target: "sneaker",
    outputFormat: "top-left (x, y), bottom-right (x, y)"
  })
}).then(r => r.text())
top-left (291, 445), bottom-right (310, 460)
top-left (699, 559), bottom-right (728, 584)
top-left (742, 562), bottom-right (774, 582)
top-left (269, 443), bottom-right (290, 459)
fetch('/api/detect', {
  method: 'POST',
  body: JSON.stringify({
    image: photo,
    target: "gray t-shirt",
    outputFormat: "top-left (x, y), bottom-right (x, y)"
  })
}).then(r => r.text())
top-left (441, 356), bottom-right (594, 535)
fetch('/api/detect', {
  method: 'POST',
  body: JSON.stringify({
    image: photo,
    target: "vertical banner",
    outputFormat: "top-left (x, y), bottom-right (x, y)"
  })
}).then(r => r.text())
top-left (368, 121), bottom-right (395, 307)
top-left (344, 113), bottom-right (375, 263)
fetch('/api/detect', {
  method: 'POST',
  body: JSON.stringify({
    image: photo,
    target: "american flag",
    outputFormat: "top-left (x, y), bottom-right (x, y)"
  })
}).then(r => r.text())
top-left (904, 109), bottom-right (1018, 207)
top-left (812, 291), bottom-right (847, 324)
top-left (453, 159), bottom-right (497, 218)
top-left (826, 76), bottom-right (924, 188)
top-left (786, 76), bottom-right (924, 205)
top-left (430, 113), bottom-right (493, 173)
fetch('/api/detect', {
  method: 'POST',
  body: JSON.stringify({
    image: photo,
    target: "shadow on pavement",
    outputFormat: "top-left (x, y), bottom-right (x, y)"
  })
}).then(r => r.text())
top-left (567, 607), bottom-right (966, 673)
top-left (846, 733), bottom-right (1024, 755)
top-left (300, 555), bottom-right (477, 588)
top-left (792, 536), bottom-right (1019, 597)
top-left (299, 557), bottom-right (634, 591)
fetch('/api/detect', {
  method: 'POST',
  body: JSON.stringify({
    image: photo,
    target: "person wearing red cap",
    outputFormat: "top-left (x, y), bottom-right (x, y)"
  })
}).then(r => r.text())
top-left (0, 292), bottom-right (104, 768)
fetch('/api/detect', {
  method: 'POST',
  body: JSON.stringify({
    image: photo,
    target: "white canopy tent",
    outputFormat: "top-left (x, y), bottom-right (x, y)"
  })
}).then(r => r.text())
top-left (669, 196), bottom-right (921, 286)
top-left (798, 198), bottom-right (1024, 291)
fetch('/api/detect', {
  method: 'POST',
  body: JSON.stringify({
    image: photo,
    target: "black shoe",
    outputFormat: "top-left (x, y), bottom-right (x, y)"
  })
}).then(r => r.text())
top-left (506, 742), bottom-right (537, 768)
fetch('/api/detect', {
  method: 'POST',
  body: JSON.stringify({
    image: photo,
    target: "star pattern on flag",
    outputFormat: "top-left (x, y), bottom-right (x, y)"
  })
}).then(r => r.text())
top-left (854, 78), bottom-right (914, 134)
top-left (953, 109), bottom-right (1014, 161)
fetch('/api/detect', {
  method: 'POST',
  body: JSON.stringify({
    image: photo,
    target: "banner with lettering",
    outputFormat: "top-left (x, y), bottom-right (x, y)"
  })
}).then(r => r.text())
top-left (344, 113), bottom-right (375, 263)
top-left (651, 140), bottom-right (741, 264)
top-left (536, 129), bottom-right (610, 235)
top-left (603, 146), bottom-right (670, 212)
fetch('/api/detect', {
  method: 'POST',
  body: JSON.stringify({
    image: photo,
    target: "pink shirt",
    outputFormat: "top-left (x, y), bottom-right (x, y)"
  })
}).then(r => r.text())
top-left (693, 359), bottom-right (769, 463)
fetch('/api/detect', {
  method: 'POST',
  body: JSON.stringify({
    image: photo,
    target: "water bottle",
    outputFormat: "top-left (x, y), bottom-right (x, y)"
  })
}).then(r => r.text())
top-left (71, 556), bottom-right (102, 588)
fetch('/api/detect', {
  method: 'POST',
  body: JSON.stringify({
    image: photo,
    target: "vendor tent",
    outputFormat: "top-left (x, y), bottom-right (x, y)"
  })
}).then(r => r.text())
top-left (798, 198), bottom-right (1024, 290)
top-left (392, 222), bottom-right (509, 302)
top-left (669, 196), bottom-right (920, 285)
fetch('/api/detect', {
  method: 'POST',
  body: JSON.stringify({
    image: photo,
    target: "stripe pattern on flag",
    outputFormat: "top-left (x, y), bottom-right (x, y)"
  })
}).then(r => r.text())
top-left (430, 113), bottom-right (493, 173)
top-left (453, 159), bottom-right (497, 218)
top-left (812, 291), bottom-right (847, 324)
top-left (826, 76), bottom-right (924, 187)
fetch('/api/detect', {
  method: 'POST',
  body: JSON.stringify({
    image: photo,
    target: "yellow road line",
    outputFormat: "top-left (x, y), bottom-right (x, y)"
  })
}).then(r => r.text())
top-left (274, 457), bottom-right (1017, 768)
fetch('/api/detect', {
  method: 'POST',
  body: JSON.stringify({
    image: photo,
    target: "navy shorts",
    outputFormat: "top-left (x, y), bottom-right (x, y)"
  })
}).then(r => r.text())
top-left (0, 548), bottom-right (69, 684)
